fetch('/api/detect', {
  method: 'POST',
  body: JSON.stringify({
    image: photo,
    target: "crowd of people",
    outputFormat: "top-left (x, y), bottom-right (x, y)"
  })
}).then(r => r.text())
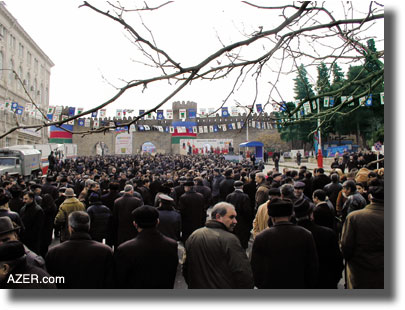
top-left (0, 151), bottom-right (384, 289)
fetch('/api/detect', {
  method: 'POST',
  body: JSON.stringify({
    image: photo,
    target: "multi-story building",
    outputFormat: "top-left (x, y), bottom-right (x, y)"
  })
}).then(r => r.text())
top-left (0, 2), bottom-right (54, 146)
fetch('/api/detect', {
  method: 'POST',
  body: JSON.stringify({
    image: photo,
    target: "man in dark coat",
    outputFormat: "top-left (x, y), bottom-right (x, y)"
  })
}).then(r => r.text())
top-left (19, 191), bottom-right (44, 254)
top-left (225, 181), bottom-right (252, 249)
top-left (46, 211), bottom-right (114, 288)
top-left (211, 168), bottom-right (224, 205)
top-left (0, 241), bottom-right (56, 289)
top-left (340, 184), bottom-right (384, 289)
top-left (87, 193), bottom-right (113, 246)
top-left (312, 189), bottom-right (336, 231)
top-left (193, 177), bottom-right (212, 211)
top-left (114, 205), bottom-right (178, 288)
top-left (156, 194), bottom-right (181, 241)
top-left (113, 184), bottom-right (143, 246)
top-left (272, 150), bottom-right (280, 171)
top-left (179, 181), bottom-right (206, 243)
top-left (101, 182), bottom-right (121, 212)
top-left (41, 176), bottom-right (59, 200)
top-left (323, 173), bottom-right (342, 210)
top-left (219, 168), bottom-right (235, 202)
top-left (312, 168), bottom-right (331, 192)
top-left (250, 198), bottom-right (319, 288)
top-left (294, 198), bottom-right (343, 288)
top-left (243, 171), bottom-right (257, 213)
top-left (341, 180), bottom-right (367, 223)
top-left (183, 202), bottom-right (254, 289)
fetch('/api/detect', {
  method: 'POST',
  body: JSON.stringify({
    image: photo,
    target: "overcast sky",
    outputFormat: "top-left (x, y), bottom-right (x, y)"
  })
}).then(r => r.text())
top-left (4, 1), bottom-right (384, 117)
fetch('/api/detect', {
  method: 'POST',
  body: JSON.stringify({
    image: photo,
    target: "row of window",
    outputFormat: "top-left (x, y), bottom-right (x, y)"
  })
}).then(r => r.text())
top-left (0, 51), bottom-right (49, 105)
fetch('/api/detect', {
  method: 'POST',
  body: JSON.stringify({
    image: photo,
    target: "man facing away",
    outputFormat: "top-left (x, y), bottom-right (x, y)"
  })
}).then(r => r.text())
top-left (114, 205), bottom-right (178, 289)
top-left (183, 202), bottom-right (254, 289)
top-left (46, 211), bottom-right (114, 288)
top-left (250, 199), bottom-right (319, 289)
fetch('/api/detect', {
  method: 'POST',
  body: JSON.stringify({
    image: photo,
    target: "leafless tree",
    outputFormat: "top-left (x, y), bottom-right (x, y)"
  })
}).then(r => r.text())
top-left (0, 1), bottom-right (384, 139)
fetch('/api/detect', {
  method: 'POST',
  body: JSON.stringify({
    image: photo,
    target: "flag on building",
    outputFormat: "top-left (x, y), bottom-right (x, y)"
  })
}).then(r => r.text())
top-left (179, 109), bottom-right (186, 119)
top-left (78, 119), bottom-right (85, 126)
top-left (145, 112), bottom-right (153, 120)
top-left (68, 107), bottom-right (76, 116)
top-left (166, 109), bottom-right (173, 119)
top-left (199, 108), bottom-right (207, 116)
top-left (157, 110), bottom-right (164, 120)
top-left (380, 92), bottom-right (384, 105)
top-left (198, 126), bottom-right (204, 133)
top-left (91, 111), bottom-right (98, 118)
top-left (84, 119), bottom-right (91, 127)
top-left (203, 126), bottom-right (208, 133)
top-left (188, 108), bottom-right (196, 119)
top-left (221, 107), bottom-right (229, 117)
top-left (100, 109), bottom-right (106, 117)
top-left (52, 115), bottom-right (60, 122)
top-left (16, 107), bottom-right (24, 115)
top-left (49, 124), bottom-right (73, 144)
top-left (54, 106), bottom-right (62, 115)
top-left (209, 125), bottom-right (214, 132)
top-left (11, 102), bottom-right (18, 110)
top-left (116, 109), bottom-right (123, 118)
top-left (77, 107), bottom-right (84, 115)
top-left (139, 110), bottom-right (145, 119)
top-left (256, 104), bottom-right (263, 113)
top-left (93, 120), bottom-right (99, 128)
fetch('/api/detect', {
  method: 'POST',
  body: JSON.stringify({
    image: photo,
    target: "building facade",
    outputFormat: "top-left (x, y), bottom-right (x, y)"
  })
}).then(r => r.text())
top-left (0, 3), bottom-right (53, 146)
top-left (71, 101), bottom-right (281, 156)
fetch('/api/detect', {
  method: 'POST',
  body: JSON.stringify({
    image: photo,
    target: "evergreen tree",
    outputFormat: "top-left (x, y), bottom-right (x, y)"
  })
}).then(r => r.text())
top-left (316, 62), bottom-right (331, 94)
top-left (293, 64), bottom-right (315, 100)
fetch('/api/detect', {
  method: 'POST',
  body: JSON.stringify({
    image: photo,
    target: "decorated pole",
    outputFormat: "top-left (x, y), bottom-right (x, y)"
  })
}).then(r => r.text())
top-left (317, 98), bottom-right (323, 168)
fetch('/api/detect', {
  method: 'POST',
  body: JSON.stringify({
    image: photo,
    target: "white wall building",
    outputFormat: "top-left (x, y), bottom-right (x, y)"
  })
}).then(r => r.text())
top-left (0, 2), bottom-right (54, 146)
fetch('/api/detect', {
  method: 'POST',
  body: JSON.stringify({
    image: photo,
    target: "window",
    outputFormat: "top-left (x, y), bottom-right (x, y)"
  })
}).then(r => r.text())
top-left (26, 72), bottom-right (30, 90)
top-left (19, 43), bottom-right (24, 59)
top-left (34, 58), bottom-right (38, 72)
top-left (17, 66), bottom-right (23, 90)
top-left (5, 137), bottom-right (11, 147)
top-left (27, 51), bottom-right (31, 66)
top-left (40, 83), bottom-right (44, 105)
top-left (8, 59), bottom-right (14, 85)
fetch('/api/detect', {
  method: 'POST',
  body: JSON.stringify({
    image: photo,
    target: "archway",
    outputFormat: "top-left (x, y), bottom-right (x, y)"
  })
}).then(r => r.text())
top-left (142, 142), bottom-right (157, 154)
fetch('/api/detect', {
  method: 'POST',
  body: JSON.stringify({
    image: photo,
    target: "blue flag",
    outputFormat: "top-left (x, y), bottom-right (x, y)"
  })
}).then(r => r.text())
top-left (365, 94), bottom-right (372, 106)
top-left (11, 102), bottom-right (18, 110)
top-left (256, 104), bottom-right (263, 113)
top-left (68, 107), bottom-right (76, 116)
top-left (157, 110), bottom-right (164, 120)
top-left (221, 107), bottom-right (229, 117)
top-left (213, 125), bottom-right (219, 132)
top-left (91, 111), bottom-right (98, 118)
top-left (188, 108), bottom-right (196, 119)
top-left (78, 119), bottom-right (85, 126)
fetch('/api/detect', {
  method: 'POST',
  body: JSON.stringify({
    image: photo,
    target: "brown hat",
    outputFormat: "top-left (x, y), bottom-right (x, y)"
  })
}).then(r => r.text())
top-left (0, 217), bottom-right (20, 236)
top-left (63, 188), bottom-right (76, 197)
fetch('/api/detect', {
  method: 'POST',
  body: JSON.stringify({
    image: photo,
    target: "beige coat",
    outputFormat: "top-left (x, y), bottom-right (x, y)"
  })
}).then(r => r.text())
top-left (54, 197), bottom-right (85, 242)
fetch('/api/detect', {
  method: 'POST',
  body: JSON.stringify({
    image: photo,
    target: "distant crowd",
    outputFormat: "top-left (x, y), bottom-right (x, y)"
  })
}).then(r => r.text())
top-left (0, 151), bottom-right (384, 289)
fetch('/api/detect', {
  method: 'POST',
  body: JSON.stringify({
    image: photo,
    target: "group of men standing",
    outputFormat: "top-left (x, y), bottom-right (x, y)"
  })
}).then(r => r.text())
top-left (0, 152), bottom-right (383, 289)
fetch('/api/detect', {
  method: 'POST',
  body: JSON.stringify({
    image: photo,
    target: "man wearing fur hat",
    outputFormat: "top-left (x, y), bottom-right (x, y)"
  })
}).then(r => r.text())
top-left (250, 198), bottom-right (318, 288)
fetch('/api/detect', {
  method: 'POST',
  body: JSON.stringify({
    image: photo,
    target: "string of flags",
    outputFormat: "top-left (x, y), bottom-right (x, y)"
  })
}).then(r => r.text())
top-left (1, 92), bottom-right (384, 124)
